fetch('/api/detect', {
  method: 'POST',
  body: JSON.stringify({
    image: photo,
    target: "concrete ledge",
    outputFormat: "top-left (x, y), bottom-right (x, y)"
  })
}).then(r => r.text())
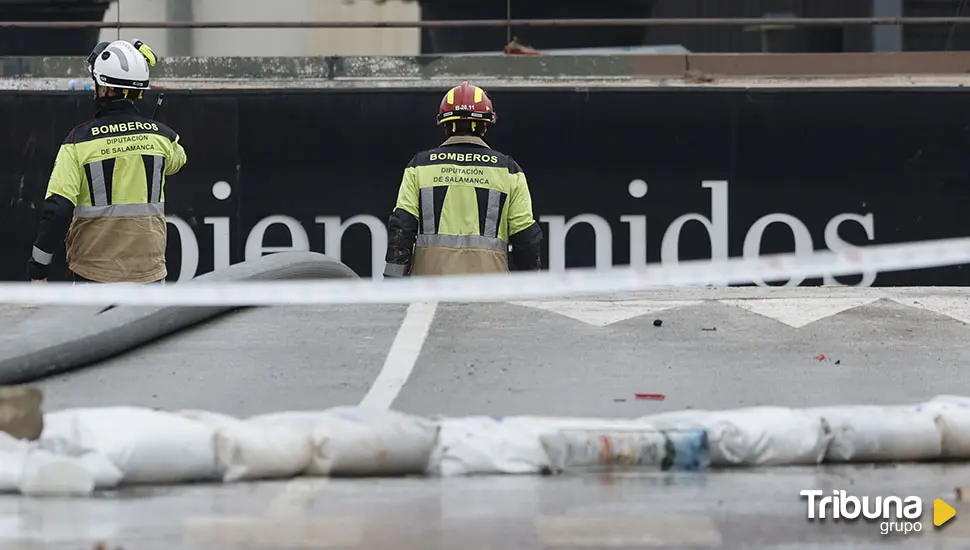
top-left (4, 52), bottom-right (970, 79)
top-left (3, 53), bottom-right (970, 90)
top-left (687, 52), bottom-right (970, 76)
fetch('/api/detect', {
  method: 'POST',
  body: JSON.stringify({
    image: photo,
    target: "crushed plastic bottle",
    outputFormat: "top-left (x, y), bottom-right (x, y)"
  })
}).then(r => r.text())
top-left (539, 427), bottom-right (709, 473)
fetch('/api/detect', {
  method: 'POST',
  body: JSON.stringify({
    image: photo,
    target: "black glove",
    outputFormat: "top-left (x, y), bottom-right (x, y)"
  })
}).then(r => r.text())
top-left (27, 259), bottom-right (48, 281)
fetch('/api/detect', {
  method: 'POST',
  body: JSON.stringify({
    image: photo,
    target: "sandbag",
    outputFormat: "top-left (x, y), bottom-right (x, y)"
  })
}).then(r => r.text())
top-left (247, 411), bottom-right (327, 430)
top-left (18, 450), bottom-right (95, 496)
top-left (177, 409), bottom-right (241, 429)
top-left (311, 407), bottom-right (439, 476)
top-left (0, 452), bottom-right (24, 492)
top-left (215, 421), bottom-right (314, 482)
top-left (0, 433), bottom-right (29, 492)
top-left (909, 400), bottom-right (970, 459)
top-left (40, 407), bottom-right (219, 484)
top-left (928, 395), bottom-right (970, 406)
top-left (427, 416), bottom-right (554, 476)
top-left (808, 405), bottom-right (941, 462)
top-left (178, 409), bottom-right (315, 481)
top-left (76, 451), bottom-right (124, 489)
top-left (540, 427), bottom-right (708, 472)
top-left (641, 407), bottom-right (831, 466)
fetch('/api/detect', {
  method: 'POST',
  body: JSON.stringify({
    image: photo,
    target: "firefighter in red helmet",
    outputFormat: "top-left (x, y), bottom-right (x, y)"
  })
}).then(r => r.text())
top-left (383, 81), bottom-right (543, 277)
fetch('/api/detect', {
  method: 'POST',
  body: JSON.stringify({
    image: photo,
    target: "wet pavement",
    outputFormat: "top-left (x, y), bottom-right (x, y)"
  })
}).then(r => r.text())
top-left (3, 466), bottom-right (970, 550)
top-left (3, 288), bottom-right (970, 549)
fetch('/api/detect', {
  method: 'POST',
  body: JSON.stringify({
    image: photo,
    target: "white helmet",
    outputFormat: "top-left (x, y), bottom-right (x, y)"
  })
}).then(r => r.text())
top-left (90, 40), bottom-right (151, 90)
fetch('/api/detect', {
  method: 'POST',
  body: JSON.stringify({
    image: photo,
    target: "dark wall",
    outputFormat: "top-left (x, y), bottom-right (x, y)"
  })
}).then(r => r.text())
top-left (2, 87), bottom-right (968, 287)
top-left (0, 0), bottom-right (112, 55)
top-left (417, 0), bottom-right (874, 53)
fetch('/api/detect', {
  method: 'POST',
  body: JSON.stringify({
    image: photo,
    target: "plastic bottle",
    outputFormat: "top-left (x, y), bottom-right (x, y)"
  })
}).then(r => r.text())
top-left (67, 79), bottom-right (93, 91)
top-left (539, 427), bottom-right (709, 472)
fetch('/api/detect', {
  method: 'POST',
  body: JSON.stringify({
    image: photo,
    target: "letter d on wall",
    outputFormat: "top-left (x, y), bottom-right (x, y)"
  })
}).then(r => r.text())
top-left (661, 180), bottom-right (729, 264)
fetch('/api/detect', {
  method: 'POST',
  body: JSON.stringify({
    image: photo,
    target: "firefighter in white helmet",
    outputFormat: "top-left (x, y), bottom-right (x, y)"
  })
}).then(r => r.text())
top-left (27, 39), bottom-right (187, 284)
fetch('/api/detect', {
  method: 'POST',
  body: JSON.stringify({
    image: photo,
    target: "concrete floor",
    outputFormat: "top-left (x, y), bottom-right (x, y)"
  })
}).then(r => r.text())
top-left (2, 288), bottom-right (970, 549)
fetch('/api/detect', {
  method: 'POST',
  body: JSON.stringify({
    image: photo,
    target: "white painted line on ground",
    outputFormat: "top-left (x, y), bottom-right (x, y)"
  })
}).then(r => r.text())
top-left (719, 297), bottom-right (882, 328)
top-left (891, 295), bottom-right (970, 325)
top-left (251, 303), bottom-right (439, 531)
top-left (359, 301), bottom-right (439, 410)
top-left (510, 300), bottom-right (703, 327)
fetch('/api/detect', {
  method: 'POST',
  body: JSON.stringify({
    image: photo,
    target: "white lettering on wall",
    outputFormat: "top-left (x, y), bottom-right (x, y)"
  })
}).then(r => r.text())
top-left (823, 213), bottom-right (876, 286)
top-left (621, 178), bottom-right (648, 266)
top-left (244, 215), bottom-right (310, 261)
top-left (540, 214), bottom-right (613, 271)
top-left (316, 215), bottom-right (388, 276)
top-left (742, 213), bottom-right (814, 287)
top-left (206, 181), bottom-right (232, 270)
top-left (537, 179), bottom-right (876, 287)
top-left (166, 181), bottom-right (389, 282)
top-left (661, 180), bottom-right (729, 265)
top-left (165, 178), bottom-right (877, 287)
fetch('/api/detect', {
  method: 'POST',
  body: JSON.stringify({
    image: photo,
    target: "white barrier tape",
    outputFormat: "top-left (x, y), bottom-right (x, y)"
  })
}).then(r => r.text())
top-left (1, 236), bottom-right (969, 306)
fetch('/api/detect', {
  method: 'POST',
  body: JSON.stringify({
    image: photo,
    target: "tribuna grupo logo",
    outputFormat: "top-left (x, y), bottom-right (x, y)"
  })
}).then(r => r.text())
top-left (801, 490), bottom-right (923, 535)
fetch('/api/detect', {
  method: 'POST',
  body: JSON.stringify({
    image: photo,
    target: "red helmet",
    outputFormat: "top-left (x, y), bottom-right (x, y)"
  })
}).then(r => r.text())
top-left (437, 81), bottom-right (496, 126)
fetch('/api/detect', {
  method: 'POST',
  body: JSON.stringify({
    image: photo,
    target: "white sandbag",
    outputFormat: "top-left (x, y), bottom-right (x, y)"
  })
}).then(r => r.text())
top-left (808, 405), bottom-right (941, 462)
top-left (428, 416), bottom-right (553, 476)
top-left (177, 409), bottom-right (241, 429)
top-left (18, 450), bottom-right (95, 496)
top-left (928, 395), bottom-right (970, 406)
top-left (311, 407), bottom-right (439, 476)
top-left (214, 421), bottom-right (314, 482)
top-left (931, 407), bottom-right (970, 459)
top-left (247, 411), bottom-right (329, 430)
top-left (906, 400), bottom-right (970, 459)
top-left (641, 407), bottom-right (830, 466)
top-left (34, 434), bottom-right (124, 489)
top-left (0, 449), bottom-right (28, 493)
top-left (40, 407), bottom-right (219, 484)
top-left (505, 416), bottom-right (666, 433)
top-left (77, 452), bottom-right (124, 489)
top-left (179, 409), bottom-right (313, 482)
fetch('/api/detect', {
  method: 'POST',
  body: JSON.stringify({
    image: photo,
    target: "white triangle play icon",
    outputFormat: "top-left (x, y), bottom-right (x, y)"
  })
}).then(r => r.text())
top-left (718, 297), bottom-right (881, 328)
top-left (509, 300), bottom-right (703, 327)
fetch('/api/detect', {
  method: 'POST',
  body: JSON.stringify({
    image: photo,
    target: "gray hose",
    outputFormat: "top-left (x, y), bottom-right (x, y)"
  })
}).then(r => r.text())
top-left (0, 252), bottom-right (358, 384)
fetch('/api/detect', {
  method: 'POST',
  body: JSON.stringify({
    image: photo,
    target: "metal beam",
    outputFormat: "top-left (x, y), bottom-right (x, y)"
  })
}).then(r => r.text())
top-left (872, 0), bottom-right (903, 52)
top-left (6, 17), bottom-right (970, 30)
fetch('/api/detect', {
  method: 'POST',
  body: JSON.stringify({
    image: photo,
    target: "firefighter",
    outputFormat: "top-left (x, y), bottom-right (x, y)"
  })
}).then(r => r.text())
top-left (27, 39), bottom-right (187, 284)
top-left (383, 81), bottom-right (543, 277)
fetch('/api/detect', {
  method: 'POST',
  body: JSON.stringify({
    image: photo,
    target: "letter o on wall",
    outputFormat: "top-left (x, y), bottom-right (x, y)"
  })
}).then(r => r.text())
top-left (743, 213), bottom-right (814, 287)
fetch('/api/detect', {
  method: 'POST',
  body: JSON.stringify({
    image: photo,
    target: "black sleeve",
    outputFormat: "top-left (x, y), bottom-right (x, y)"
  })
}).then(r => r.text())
top-left (27, 193), bottom-right (74, 278)
top-left (384, 208), bottom-right (419, 277)
top-left (509, 221), bottom-right (543, 271)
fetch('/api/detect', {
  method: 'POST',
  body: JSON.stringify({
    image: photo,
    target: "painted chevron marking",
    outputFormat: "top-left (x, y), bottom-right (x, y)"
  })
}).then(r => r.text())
top-left (718, 297), bottom-right (882, 328)
top-left (889, 295), bottom-right (970, 325)
top-left (509, 300), bottom-right (704, 327)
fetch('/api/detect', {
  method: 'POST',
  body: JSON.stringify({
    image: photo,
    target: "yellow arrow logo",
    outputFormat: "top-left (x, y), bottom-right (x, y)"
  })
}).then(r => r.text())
top-left (934, 499), bottom-right (956, 527)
